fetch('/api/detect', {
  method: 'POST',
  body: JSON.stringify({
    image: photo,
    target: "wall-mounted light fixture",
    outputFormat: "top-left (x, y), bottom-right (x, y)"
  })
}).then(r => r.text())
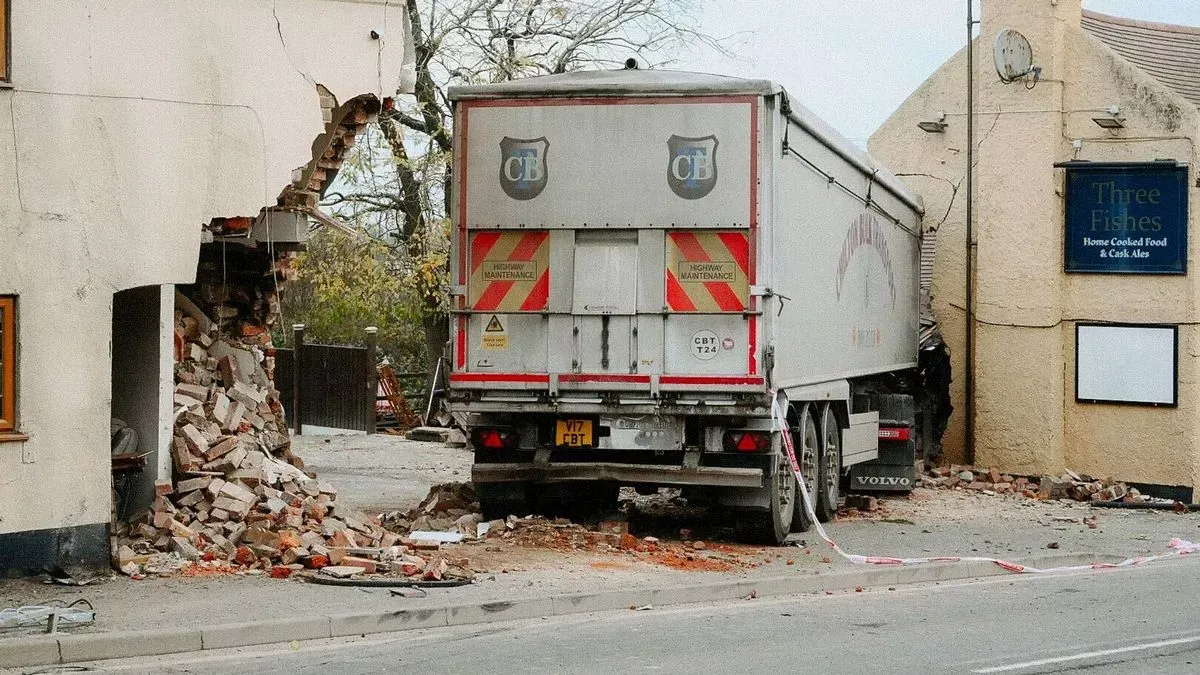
top-left (1092, 105), bottom-right (1125, 129)
top-left (918, 112), bottom-right (948, 133)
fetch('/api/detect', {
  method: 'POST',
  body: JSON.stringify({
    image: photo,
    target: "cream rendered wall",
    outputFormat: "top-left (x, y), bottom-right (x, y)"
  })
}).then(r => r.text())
top-left (1058, 30), bottom-right (1200, 488)
top-left (870, 0), bottom-right (1200, 488)
top-left (868, 45), bottom-right (973, 464)
top-left (0, 0), bottom-right (415, 535)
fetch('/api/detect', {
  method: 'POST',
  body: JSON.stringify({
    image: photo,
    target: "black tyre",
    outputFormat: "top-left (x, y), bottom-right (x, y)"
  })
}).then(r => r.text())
top-left (736, 442), bottom-right (796, 546)
top-left (816, 403), bottom-right (841, 523)
top-left (789, 403), bottom-right (819, 533)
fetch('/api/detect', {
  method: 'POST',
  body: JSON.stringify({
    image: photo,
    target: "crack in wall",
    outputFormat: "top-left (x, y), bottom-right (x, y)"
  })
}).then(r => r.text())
top-left (269, 0), bottom-right (319, 89)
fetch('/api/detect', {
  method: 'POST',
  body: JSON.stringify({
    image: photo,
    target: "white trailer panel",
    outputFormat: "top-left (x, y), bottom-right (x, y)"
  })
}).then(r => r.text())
top-left (764, 96), bottom-right (922, 389)
top-left (461, 99), bottom-right (754, 228)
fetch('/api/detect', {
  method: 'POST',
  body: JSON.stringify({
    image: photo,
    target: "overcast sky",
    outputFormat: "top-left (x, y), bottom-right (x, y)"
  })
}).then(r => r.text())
top-left (676, 1), bottom-right (1200, 145)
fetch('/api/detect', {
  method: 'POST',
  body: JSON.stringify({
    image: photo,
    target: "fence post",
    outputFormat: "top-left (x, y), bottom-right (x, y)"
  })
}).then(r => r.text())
top-left (364, 326), bottom-right (378, 434)
top-left (292, 324), bottom-right (305, 436)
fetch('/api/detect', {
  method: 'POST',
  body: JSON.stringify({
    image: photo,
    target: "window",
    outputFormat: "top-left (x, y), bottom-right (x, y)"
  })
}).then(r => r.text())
top-left (0, 296), bottom-right (14, 432)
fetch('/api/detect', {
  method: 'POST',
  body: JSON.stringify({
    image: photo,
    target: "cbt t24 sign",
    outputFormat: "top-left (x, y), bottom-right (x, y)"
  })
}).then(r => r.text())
top-left (1063, 162), bottom-right (1188, 274)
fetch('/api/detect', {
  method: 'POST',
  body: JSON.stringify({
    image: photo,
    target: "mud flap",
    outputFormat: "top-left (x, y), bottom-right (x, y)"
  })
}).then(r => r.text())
top-left (850, 430), bottom-right (917, 492)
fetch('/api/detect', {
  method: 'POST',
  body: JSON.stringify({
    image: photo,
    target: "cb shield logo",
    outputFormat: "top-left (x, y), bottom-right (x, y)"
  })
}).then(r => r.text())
top-left (667, 135), bottom-right (718, 199)
top-left (499, 137), bottom-right (549, 200)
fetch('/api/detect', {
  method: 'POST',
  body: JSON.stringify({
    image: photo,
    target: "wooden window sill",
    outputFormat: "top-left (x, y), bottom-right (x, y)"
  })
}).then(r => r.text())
top-left (0, 431), bottom-right (28, 443)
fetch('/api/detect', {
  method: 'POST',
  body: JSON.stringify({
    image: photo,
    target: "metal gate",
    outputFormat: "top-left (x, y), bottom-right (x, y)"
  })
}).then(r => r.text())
top-left (274, 326), bottom-right (377, 434)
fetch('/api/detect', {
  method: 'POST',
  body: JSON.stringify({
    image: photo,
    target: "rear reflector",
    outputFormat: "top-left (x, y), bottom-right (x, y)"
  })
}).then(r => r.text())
top-left (879, 426), bottom-right (912, 442)
top-left (723, 431), bottom-right (771, 453)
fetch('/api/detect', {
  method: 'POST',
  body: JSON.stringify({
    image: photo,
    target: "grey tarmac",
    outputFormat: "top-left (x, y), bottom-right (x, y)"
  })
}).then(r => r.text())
top-left (39, 556), bottom-right (1200, 674)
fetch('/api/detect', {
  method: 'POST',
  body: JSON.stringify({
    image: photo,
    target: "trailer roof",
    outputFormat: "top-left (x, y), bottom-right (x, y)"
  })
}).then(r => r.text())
top-left (448, 69), bottom-right (777, 99)
top-left (449, 69), bottom-right (924, 215)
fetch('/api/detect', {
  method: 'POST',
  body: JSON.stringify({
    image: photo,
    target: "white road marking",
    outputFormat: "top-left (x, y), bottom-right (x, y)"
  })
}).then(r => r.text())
top-left (973, 634), bottom-right (1200, 673)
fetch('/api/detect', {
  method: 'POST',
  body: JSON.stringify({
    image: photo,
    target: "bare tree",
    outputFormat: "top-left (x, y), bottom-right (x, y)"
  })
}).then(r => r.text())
top-left (323, 0), bottom-right (729, 373)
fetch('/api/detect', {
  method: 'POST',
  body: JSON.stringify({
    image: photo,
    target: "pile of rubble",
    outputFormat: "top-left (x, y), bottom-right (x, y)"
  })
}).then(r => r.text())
top-left (922, 465), bottom-right (1139, 502)
top-left (380, 484), bottom-right (766, 573)
top-left (112, 329), bottom-right (470, 583)
top-left (380, 482), bottom-right (483, 536)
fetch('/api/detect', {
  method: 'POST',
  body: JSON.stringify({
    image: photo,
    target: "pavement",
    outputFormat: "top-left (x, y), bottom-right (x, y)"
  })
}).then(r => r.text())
top-left (3, 434), bottom-right (1200, 670)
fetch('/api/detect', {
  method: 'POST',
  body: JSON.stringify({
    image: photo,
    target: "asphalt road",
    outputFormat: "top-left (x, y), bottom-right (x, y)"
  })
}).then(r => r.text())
top-left (46, 558), bottom-right (1200, 674)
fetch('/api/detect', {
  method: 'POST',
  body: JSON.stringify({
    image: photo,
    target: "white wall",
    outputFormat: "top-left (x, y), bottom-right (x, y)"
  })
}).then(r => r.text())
top-left (0, 0), bottom-right (414, 535)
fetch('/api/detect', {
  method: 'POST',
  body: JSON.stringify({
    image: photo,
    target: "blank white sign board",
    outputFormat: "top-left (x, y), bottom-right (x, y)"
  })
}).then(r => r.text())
top-left (1076, 324), bottom-right (1176, 405)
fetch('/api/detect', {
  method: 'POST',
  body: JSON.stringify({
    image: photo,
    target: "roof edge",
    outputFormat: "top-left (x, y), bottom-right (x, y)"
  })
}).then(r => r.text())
top-left (1081, 9), bottom-right (1200, 37)
top-left (448, 70), bottom-right (779, 100)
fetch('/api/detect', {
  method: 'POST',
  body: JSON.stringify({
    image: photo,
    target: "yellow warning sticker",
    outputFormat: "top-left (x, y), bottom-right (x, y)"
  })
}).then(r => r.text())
top-left (482, 315), bottom-right (508, 350)
top-left (480, 331), bottom-right (508, 345)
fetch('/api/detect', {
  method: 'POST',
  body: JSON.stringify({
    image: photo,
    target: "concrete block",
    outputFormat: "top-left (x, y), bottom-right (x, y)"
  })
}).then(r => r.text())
top-left (405, 426), bottom-right (451, 443)
top-left (201, 616), bottom-right (330, 650)
top-left (57, 629), bottom-right (202, 664)
top-left (0, 637), bottom-right (60, 668)
top-left (444, 598), bottom-right (555, 627)
top-left (329, 608), bottom-right (448, 637)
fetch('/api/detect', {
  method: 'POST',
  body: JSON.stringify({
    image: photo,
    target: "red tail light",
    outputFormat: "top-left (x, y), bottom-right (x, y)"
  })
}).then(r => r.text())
top-left (471, 428), bottom-right (520, 450)
top-left (723, 431), bottom-right (771, 453)
top-left (879, 426), bottom-right (912, 442)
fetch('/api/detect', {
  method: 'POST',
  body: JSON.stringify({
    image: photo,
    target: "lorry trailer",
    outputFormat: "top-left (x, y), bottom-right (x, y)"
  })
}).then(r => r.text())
top-left (445, 68), bottom-right (925, 544)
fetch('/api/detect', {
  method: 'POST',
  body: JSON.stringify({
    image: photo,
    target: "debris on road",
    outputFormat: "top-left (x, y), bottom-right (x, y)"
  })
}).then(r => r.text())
top-left (376, 483), bottom-right (770, 573)
top-left (920, 465), bottom-right (1142, 503)
top-left (845, 495), bottom-right (880, 511)
top-left (380, 482), bottom-right (479, 535)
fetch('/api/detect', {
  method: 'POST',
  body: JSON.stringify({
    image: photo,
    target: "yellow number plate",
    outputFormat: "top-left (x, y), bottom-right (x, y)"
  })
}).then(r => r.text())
top-left (555, 419), bottom-right (593, 447)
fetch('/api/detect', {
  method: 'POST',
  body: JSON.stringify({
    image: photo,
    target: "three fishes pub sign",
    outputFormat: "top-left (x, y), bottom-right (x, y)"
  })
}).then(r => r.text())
top-left (498, 134), bottom-right (720, 200)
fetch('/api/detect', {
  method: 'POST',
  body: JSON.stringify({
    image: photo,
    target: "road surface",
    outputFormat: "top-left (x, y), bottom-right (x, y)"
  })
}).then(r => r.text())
top-left (55, 556), bottom-right (1200, 674)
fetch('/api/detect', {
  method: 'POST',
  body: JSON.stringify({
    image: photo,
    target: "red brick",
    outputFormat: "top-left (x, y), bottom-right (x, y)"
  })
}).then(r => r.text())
top-left (341, 556), bottom-right (377, 573)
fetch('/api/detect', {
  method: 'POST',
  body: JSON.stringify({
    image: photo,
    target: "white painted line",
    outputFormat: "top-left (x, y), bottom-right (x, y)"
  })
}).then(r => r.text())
top-left (973, 634), bottom-right (1200, 673)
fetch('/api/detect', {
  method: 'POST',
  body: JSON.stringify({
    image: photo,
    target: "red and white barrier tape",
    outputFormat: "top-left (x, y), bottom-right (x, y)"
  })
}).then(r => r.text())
top-left (769, 397), bottom-right (1200, 574)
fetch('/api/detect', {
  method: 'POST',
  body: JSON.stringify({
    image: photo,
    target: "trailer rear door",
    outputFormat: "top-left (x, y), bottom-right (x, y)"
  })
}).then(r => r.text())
top-left (451, 96), bottom-right (764, 393)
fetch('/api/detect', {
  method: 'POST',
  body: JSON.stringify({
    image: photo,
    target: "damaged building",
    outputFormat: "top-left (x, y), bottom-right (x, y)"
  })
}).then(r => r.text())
top-left (0, 0), bottom-right (415, 572)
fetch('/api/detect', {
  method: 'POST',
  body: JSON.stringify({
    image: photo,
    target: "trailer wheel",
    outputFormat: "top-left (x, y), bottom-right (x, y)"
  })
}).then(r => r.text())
top-left (737, 447), bottom-right (795, 545)
top-left (789, 403), bottom-right (820, 534)
top-left (816, 403), bottom-right (841, 523)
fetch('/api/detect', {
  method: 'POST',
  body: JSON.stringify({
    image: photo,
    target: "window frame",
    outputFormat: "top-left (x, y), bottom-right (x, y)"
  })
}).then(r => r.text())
top-left (0, 295), bottom-right (15, 432)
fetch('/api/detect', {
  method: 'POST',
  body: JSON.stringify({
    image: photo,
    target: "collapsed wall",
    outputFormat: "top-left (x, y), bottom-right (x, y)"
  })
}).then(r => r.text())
top-left (112, 245), bottom-right (383, 577)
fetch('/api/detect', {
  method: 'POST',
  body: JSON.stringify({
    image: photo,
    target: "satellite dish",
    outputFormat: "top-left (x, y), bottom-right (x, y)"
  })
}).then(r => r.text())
top-left (993, 29), bottom-right (1034, 82)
